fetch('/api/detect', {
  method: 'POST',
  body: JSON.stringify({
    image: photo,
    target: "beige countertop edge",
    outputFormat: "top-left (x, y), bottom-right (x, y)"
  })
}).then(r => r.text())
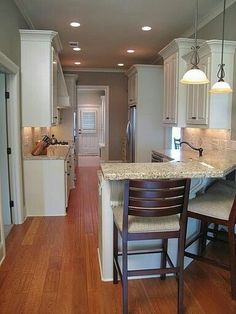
top-left (100, 163), bottom-right (225, 181)
top-left (23, 146), bottom-right (70, 161)
top-left (101, 149), bottom-right (236, 181)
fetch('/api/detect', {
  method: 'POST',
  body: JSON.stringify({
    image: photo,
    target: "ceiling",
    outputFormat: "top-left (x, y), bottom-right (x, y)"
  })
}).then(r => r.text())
top-left (15, 0), bottom-right (236, 70)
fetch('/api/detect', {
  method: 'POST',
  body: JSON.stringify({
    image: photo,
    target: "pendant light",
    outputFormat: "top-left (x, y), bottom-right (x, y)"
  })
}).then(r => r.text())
top-left (210, 0), bottom-right (232, 93)
top-left (180, 0), bottom-right (209, 84)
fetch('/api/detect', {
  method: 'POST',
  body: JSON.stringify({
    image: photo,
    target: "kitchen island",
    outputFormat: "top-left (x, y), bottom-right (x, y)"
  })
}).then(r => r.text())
top-left (98, 150), bottom-right (236, 281)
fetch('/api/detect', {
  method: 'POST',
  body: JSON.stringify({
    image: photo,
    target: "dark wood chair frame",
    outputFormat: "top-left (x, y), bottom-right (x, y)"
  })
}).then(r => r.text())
top-left (185, 196), bottom-right (236, 300)
top-left (113, 178), bottom-right (191, 314)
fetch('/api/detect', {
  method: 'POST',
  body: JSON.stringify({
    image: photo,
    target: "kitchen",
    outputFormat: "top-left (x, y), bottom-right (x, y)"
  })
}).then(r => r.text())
top-left (0, 0), bottom-right (236, 313)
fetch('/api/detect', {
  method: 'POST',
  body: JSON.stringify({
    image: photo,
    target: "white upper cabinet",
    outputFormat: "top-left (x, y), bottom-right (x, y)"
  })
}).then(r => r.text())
top-left (20, 30), bottom-right (69, 127)
top-left (159, 38), bottom-right (236, 129)
top-left (159, 38), bottom-right (197, 127)
top-left (184, 40), bottom-right (236, 129)
top-left (57, 61), bottom-right (70, 108)
top-left (162, 52), bottom-right (178, 124)
top-left (186, 54), bottom-right (210, 125)
top-left (127, 70), bottom-right (137, 105)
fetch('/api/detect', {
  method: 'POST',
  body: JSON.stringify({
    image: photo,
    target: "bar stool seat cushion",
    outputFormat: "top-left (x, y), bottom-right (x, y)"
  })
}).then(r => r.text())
top-left (112, 206), bottom-right (180, 233)
top-left (189, 180), bottom-right (236, 221)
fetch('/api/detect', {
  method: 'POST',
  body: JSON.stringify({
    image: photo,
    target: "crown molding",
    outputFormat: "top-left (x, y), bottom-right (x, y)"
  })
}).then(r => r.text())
top-left (181, 0), bottom-right (236, 38)
top-left (14, 0), bottom-right (35, 29)
top-left (62, 66), bottom-right (126, 73)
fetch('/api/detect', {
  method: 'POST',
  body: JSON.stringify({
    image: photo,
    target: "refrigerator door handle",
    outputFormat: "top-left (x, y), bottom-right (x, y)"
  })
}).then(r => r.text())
top-left (126, 121), bottom-right (131, 144)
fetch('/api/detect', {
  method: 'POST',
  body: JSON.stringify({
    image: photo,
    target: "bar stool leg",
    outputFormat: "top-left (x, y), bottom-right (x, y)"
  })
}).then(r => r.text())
top-left (228, 224), bottom-right (236, 299)
top-left (113, 222), bottom-right (118, 284)
top-left (122, 238), bottom-right (128, 314)
top-left (177, 233), bottom-right (185, 314)
top-left (198, 221), bottom-right (208, 256)
top-left (161, 239), bottom-right (168, 280)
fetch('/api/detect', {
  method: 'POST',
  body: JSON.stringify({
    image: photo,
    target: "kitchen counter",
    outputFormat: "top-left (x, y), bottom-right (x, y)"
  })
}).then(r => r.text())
top-left (24, 145), bottom-right (70, 160)
top-left (98, 149), bottom-right (236, 281)
top-left (101, 149), bottom-right (236, 180)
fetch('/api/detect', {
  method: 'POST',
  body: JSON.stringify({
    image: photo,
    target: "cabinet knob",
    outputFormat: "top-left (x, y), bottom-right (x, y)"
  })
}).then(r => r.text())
top-left (67, 173), bottom-right (70, 176)
top-left (192, 116), bottom-right (196, 120)
top-left (166, 117), bottom-right (169, 120)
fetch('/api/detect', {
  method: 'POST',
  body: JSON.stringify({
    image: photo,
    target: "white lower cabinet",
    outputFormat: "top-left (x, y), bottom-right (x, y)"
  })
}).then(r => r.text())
top-left (24, 159), bottom-right (68, 216)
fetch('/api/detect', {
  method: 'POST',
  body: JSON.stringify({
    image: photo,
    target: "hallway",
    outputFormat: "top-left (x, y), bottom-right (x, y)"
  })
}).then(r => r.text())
top-left (0, 158), bottom-right (235, 313)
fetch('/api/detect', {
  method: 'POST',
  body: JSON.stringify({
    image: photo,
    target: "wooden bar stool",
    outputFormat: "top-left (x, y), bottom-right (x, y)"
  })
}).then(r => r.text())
top-left (185, 179), bottom-right (236, 299)
top-left (112, 178), bottom-right (191, 314)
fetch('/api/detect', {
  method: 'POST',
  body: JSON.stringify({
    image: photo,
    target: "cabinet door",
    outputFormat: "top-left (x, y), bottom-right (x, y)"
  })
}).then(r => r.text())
top-left (128, 73), bottom-right (137, 105)
top-left (52, 47), bottom-right (58, 124)
top-left (64, 75), bottom-right (77, 108)
top-left (163, 54), bottom-right (178, 124)
top-left (186, 55), bottom-right (210, 125)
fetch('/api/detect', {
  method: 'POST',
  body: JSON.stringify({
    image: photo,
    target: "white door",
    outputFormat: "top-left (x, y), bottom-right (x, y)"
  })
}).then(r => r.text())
top-left (78, 108), bottom-right (99, 155)
top-left (0, 73), bottom-right (12, 233)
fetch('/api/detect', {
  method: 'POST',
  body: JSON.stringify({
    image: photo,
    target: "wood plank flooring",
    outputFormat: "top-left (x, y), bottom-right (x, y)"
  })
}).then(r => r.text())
top-left (0, 156), bottom-right (236, 313)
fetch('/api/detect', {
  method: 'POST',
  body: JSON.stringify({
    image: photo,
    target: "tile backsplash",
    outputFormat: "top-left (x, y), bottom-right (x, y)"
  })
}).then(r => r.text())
top-left (182, 128), bottom-right (236, 150)
top-left (22, 127), bottom-right (51, 155)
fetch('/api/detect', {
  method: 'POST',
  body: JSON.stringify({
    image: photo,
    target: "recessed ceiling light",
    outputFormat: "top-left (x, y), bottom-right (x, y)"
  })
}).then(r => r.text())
top-left (127, 49), bottom-right (135, 53)
top-left (73, 47), bottom-right (81, 51)
top-left (74, 62), bottom-right (81, 65)
top-left (70, 22), bottom-right (80, 27)
top-left (142, 26), bottom-right (152, 31)
top-left (118, 63), bottom-right (124, 67)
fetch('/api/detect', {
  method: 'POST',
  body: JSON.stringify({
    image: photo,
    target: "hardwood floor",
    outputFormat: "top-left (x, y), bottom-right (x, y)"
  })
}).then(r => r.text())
top-left (0, 157), bottom-right (236, 313)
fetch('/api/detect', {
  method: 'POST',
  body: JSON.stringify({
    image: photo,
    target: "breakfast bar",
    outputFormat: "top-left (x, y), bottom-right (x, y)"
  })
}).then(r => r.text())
top-left (98, 149), bottom-right (236, 281)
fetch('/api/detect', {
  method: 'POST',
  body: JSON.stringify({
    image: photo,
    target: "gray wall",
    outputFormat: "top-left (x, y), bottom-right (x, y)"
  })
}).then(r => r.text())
top-left (197, 3), bottom-right (236, 139)
top-left (75, 72), bottom-right (128, 160)
top-left (0, 0), bottom-right (28, 66)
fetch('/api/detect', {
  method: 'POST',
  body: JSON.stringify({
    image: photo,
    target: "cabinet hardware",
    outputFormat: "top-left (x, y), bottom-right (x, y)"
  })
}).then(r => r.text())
top-left (166, 117), bottom-right (169, 120)
top-left (7, 147), bottom-right (12, 155)
top-left (67, 173), bottom-right (70, 176)
top-left (67, 161), bottom-right (69, 163)
top-left (192, 116), bottom-right (196, 119)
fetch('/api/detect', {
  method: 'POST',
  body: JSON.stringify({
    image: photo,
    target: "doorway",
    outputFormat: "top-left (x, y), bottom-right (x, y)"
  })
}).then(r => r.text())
top-left (77, 86), bottom-right (109, 161)
top-left (0, 73), bottom-right (13, 237)
top-left (0, 50), bottom-right (24, 263)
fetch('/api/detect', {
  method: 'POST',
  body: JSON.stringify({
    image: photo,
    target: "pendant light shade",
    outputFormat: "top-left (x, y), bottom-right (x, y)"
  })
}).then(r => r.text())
top-left (180, 0), bottom-right (209, 85)
top-left (210, 80), bottom-right (232, 93)
top-left (180, 68), bottom-right (209, 84)
top-left (209, 0), bottom-right (232, 93)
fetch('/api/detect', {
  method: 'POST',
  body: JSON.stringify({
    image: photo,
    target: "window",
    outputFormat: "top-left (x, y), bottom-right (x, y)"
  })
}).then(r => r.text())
top-left (80, 110), bottom-right (97, 133)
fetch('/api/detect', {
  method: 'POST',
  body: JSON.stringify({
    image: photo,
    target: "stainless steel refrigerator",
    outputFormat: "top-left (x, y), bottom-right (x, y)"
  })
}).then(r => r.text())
top-left (126, 105), bottom-right (136, 162)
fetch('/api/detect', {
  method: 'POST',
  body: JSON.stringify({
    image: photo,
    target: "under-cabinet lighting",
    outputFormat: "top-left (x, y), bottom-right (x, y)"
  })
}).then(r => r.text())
top-left (118, 63), bottom-right (124, 66)
top-left (73, 47), bottom-right (81, 51)
top-left (127, 49), bottom-right (135, 53)
top-left (74, 62), bottom-right (81, 65)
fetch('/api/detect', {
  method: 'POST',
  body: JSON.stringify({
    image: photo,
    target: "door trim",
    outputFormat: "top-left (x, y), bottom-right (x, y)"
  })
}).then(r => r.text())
top-left (77, 85), bottom-right (109, 161)
top-left (0, 50), bottom-right (24, 227)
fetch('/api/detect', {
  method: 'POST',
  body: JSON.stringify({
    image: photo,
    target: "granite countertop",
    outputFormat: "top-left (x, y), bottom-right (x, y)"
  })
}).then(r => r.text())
top-left (24, 145), bottom-right (70, 160)
top-left (101, 149), bottom-right (236, 180)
